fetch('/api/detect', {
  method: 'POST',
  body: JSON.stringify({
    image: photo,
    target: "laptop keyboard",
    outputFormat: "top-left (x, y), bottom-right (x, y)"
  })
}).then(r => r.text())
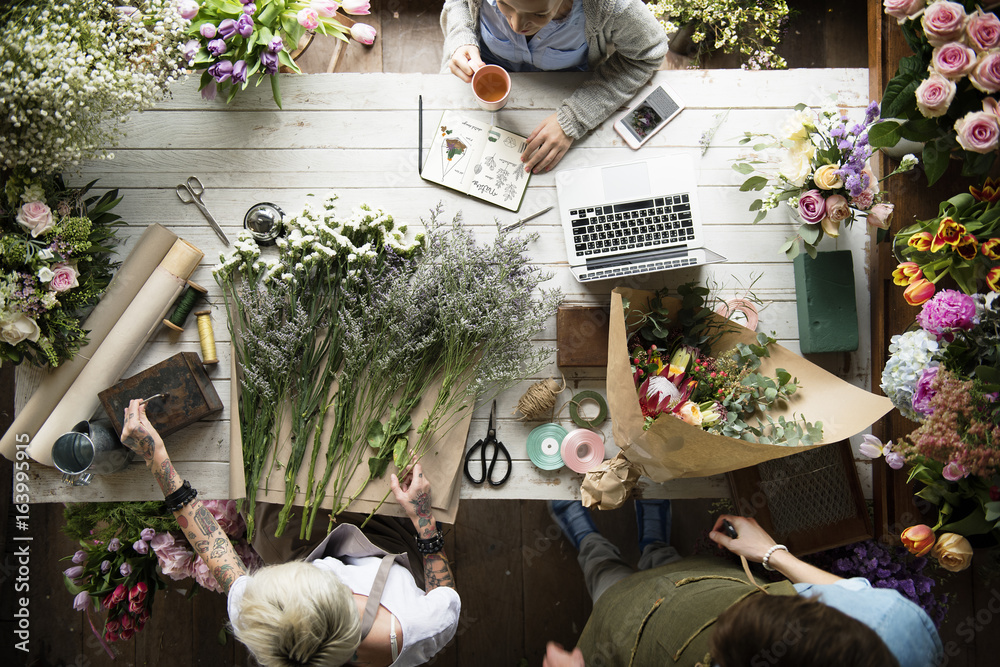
top-left (579, 255), bottom-right (698, 282)
top-left (570, 193), bottom-right (693, 257)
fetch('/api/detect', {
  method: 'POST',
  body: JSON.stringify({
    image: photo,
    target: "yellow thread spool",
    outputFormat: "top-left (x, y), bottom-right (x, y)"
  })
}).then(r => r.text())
top-left (194, 310), bottom-right (219, 365)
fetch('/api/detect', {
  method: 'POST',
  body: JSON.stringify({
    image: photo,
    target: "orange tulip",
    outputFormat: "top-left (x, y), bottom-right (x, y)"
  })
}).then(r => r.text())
top-left (908, 232), bottom-right (933, 252)
top-left (988, 266), bottom-right (1000, 292)
top-left (983, 237), bottom-right (1000, 260)
top-left (901, 524), bottom-right (936, 556)
top-left (892, 262), bottom-right (923, 286)
top-left (955, 234), bottom-right (979, 260)
top-left (930, 218), bottom-right (966, 252)
top-left (970, 177), bottom-right (1000, 203)
top-left (904, 278), bottom-right (936, 306)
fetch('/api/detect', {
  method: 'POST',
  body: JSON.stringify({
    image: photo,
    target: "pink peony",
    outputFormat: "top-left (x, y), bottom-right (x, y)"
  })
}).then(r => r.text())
top-left (190, 556), bottom-right (224, 593)
top-left (915, 71), bottom-right (957, 117)
top-left (911, 366), bottom-right (939, 416)
top-left (922, 1), bottom-right (968, 47)
top-left (151, 532), bottom-right (195, 581)
top-left (917, 289), bottom-right (978, 337)
top-left (971, 51), bottom-right (1000, 93)
top-left (966, 9), bottom-right (1000, 51)
top-left (49, 263), bottom-right (79, 292)
top-left (884, 0), bottom-right (925, 21)
top-left (932, 42), bottom-right (977, 79)
top-left (350, 22), bottom-right (377, 45)
top-left (954, 110), bottom-right (1000, 152)
top-left (15, 201), bottom-right (55, 238)
top-left (797, 189), bottom-right (826, 224)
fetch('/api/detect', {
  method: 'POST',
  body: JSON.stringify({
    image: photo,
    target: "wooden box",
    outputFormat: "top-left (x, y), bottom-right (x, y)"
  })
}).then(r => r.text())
top-left (556, 306), bottom-right (610, 367)
top-left (99, 352), bottom-right (223, 438)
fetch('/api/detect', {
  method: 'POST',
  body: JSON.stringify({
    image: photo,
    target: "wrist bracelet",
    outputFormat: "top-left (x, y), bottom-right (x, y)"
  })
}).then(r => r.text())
top-left (762, 544), bottom-right (789, 571)
top-left (416, 529), bottom-right (445, 555)
top-left (163, 480), bottom-right (198, 512)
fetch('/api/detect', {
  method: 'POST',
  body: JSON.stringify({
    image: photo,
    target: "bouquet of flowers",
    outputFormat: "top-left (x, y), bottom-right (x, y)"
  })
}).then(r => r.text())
top-left (891, 183), bottom-right (1000, 305)
top-left (62, 501), bottom-right (261, 648)
top-left (646, 0), bottom-right (790, 69)
top-left (870, 2), bottom-right (1000, 185)
top-left (183, 0), bottom-right (376, 107)
top-left (0, 175), bottom-right (122, 367)
top-left (0, 0), bottom-right (189, 176)
top-left (627, 283), bottom-right (822, 445)
top-left (733, 101), bottom-right (914, 258)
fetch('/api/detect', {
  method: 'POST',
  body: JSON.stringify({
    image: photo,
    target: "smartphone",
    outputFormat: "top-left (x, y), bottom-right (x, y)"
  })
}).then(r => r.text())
top-left (613, 83), bottom-right (685, 150)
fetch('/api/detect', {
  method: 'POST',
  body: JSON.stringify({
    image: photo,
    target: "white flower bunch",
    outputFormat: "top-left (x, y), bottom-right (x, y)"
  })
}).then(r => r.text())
top-left (0, 0), bottom-right (189, 175)
top-left (880, 329), bottom-right (940, 422)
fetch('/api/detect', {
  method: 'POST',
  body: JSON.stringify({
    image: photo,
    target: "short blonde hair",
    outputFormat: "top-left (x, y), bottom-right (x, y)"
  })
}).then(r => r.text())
top-left (231, 561), bottom-right (362, 667)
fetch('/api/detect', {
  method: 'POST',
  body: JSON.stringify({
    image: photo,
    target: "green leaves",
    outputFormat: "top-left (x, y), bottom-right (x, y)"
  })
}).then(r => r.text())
top-left (867, 120), bottom-right (901, 149)
top-left (739, 176), bottom-right (768, 192)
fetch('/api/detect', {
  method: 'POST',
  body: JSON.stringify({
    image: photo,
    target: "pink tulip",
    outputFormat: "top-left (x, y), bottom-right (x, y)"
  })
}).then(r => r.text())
top-left (297, 7), bottom-right (320, 30)
top-left (342, 0), bottom-right (371, 15)
top-left (73, 591), bottom-right (91, 612)
top-left (350, 22), bottom-right (377, 45)
top-left (311, 0), bottom-right (340, 17)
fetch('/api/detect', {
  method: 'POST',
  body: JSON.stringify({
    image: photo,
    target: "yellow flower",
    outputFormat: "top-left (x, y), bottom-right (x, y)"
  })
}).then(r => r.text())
top-left (931, 533), bottom-right (973, 572)
top-left (813, 164), bottom-right (844, 190)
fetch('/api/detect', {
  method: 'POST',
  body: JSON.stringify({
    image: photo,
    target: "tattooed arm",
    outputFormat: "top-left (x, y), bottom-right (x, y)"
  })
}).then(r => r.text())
top-left (121, 398), bottom-right (247, 594)
top-left (389, 462), bottom-right (456, 592)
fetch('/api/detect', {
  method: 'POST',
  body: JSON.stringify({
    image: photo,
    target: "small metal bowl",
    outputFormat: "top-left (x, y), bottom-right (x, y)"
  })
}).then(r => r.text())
top-left (244, 202), bottom-right (285, 245)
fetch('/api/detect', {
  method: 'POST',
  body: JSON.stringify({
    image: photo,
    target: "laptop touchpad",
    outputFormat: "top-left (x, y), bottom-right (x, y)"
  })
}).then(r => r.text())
top-left (602, 162), bottom-right (650, 202)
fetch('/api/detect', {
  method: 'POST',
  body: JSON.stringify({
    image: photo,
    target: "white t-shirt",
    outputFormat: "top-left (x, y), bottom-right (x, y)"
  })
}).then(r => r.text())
top-left (228, 556), bottom-right (461, 667)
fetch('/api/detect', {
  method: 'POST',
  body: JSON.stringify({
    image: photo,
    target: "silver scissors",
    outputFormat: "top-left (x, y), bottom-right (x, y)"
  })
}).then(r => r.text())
top-left (176, 176), bottom-right (230, 246)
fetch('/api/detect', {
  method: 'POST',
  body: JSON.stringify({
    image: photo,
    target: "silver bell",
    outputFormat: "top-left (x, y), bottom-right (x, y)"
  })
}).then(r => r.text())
top-left (244, 202), bottom-right (285, 245)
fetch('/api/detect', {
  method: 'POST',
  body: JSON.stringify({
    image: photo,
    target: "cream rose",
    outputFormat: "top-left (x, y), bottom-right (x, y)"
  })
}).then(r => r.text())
top-left (931, 532), bottom-right (973, 572)
top-left (15, 202), bottom-right (55, 238)
top-left (0, 313), bottom-right (41, 345)
top-left (779, 145), bottom-right (815, 187)
top-left (868, 202), bottom-right (895, 229)
top-left (813, 164), bottom-right (844, 190)
top-left (780, 110), bottom-right (814, 143)
top-left (49, 263), bottom-right (80, 293)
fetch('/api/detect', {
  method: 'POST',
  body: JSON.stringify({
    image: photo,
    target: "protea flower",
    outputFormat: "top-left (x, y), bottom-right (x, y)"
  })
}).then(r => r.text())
top-left (638, 375), bottom-right (680, 418)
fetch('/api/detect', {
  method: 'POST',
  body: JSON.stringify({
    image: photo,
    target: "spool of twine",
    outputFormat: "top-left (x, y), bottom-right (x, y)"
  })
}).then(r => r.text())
top-left (195, 310), bottom-right (219, 365)
top-left (163, 281), bottom-right (207, 332)
top-left (514, 376), bottom-right (566, 421)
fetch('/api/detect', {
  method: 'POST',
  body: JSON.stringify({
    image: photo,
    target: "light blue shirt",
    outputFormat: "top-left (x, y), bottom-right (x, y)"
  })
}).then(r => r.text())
top-left (479, 0), bottom-right (588, 72)
top-left (794, 577), bottom-right (944, 667)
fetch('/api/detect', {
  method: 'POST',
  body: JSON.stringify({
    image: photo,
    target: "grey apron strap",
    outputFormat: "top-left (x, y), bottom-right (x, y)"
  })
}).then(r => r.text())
top-left (359, 554), bottom-right (395, 640)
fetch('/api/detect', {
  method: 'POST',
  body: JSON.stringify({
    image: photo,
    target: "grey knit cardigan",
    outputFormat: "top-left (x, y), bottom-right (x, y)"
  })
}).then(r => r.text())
top-left (440, 0), bottom-right (668, 139)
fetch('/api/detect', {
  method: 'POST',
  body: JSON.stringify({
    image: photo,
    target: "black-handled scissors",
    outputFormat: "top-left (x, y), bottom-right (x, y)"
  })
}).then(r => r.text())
top-left (463, 400), bottom-right (511, 486)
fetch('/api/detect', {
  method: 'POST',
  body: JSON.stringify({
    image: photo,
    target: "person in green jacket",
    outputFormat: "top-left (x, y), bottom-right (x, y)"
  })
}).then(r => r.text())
top-left (543, 500), bottom-right (943, 667)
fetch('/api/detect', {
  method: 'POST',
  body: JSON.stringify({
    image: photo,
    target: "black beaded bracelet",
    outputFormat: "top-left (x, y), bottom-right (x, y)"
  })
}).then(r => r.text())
top-left (416, 530), bottom-right (445, 555)
top-left (163, 480), bottom-right (198, 512)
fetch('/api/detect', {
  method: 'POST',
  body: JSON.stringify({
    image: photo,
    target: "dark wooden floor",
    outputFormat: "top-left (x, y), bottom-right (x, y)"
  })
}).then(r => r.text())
top-left (3, 1), bottom-right (998, 665)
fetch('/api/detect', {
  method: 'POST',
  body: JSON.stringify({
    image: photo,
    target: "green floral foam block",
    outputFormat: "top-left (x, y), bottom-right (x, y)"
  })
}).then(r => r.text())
top-left (793, 250), bottom-right (859, 354)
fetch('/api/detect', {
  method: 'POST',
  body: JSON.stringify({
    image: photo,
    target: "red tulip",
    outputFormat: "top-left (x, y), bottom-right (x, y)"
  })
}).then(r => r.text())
top-left (955, 234), bottom-right (978, 260)
top-left (904, 278), bottom-right (936, 306)
top-left (901, 524), bottom-right (936, 556)
top-left (982, 237), bottom-right (1000, 259)
top-left (908, 232), bottom-right (933, 252)
top-left (988, 267), bottom-right (1000, 292)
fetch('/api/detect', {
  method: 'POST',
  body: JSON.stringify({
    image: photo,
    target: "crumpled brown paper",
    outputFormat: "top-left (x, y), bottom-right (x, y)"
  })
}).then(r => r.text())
top-left (581, 452), bottom-right (643, 509)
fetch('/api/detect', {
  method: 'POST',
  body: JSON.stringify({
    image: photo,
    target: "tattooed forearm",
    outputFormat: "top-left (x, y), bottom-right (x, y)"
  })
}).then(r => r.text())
top-left (423, 553), bottom-right (456, 591)
top-left (209, 537), bottom-right (228, 559)
top-left (123, 424), bottom-right (156, 461)
top-left (152, 457), bottom-right (180, 495)
top-left (193, 505), bottom-right (216, 535)
top-left (410, 491), bottom-right (434, 532)
top-left (194, 539), bottom-right (210, 554)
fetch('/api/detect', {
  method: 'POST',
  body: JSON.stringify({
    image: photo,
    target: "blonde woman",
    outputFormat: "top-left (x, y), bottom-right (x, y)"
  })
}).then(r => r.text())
top-left (120, 398), bottom-right (460, 667)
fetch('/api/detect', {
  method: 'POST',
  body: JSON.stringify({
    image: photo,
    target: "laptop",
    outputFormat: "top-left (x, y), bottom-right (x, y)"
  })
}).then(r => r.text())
top-left (556, 154), bottom-right (726, 283)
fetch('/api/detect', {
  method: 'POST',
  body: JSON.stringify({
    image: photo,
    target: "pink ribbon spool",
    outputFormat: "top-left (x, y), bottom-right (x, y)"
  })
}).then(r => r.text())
top-left (715, 298), bottom-right (759, 331)
top-left (560, 429), bottom-right (605, 474)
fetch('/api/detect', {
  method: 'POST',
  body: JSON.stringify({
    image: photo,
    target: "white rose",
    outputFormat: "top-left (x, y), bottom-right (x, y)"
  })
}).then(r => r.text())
top-left (1, 313), bottom-right (41, 345)
top-left (780, 145), bottom-right (815, 187)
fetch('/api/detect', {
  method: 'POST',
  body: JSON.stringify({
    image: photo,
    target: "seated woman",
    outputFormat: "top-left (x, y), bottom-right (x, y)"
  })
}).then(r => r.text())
top-left (441, 0), bottom-right (668, 173)
top-left (119, 398), bottom-right (459, 667)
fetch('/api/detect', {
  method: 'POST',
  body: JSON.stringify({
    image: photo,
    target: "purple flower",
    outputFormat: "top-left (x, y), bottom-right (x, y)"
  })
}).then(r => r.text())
top-left (260, 50), bottom-right (279, 74)
top-left (208, 60), bottom-right (233, 82)
top-left (100, 560), bottom-right (111, 573)
top-left (201, 80), bottom-right (217, 101)
top-left (181, 39), bottom-right (200, 62)
top-left (132, 539), bottom-right (149, 555)
top-left (140, 528), bottom-right (155, 542)
top-left (73, 591), bottom-right (90, 612)
top-left (207, 38), bottom-right (227, 57)
top-left (108, 538), bottom-right (121, 552)
top-left (177, 0), bottom-right (199, 20)
top-left (120, 562), bottom-right (132, 577)
top-left (243, 2), bottom-right (257, 14)
top-left (797, 189), bottom-right (826, 224)
top-left (911, 366), bottom-right (939, 416)
top-left (917, 289), bottom-right (978, 338)
top-left (218, 18), bottom-right (237, 40)
top-left (72, 550), bottom-right (87, 564)
top-left (232, 59), bottom-right (248, 84)
top-left (200, 23), bottom-right (217, 39)
top-left (864, 101), bottom-right (880, 125)
top-left (269, 36), bottom-right (284, 53)
top-left (885, 451), bottom-right (905, 469)
top-left (64, 566), bottom-right (84, 580)
top-left (236, 14), bottom-right (254, 38)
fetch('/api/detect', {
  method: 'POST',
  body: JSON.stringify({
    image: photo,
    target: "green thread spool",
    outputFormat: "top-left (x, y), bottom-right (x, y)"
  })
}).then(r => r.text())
top-left (163, 281), bottom-right (207, 332)
top-left (569, 390), bottom-right (608, 429)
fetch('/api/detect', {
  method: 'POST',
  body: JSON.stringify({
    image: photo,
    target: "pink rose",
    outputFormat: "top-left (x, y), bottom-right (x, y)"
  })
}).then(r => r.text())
top-left (15, 201), bottom-right (55, 238)
top-left (955, 110), bottom-right (1000, 152)
top-left (797, 189), bottom-right (826, 224)
top-left (824, 194), bottom-right (851, 223)
top-left (350, 23), bottom-right (376, 45)
top-left (49, 263), bottom-right (79, 293)
top-left (932, 42), bottom-right (977, 78)
top-left (915, 71), bottom-right (957, 117)
top-left (922, 1), bottom-right (968, 47)
top-left (942, 461), bottom-right (969, 481)
top-left (868, 203), bottom-right (895, 229)
top-left (984, 96), bottom-right (1000, 117)
top-left (971, 51), bottom-right (1000, 93)
top-left (967, 9), bottom-right (1000, 51)
top-left (884, 0), bottom-right (925, 21)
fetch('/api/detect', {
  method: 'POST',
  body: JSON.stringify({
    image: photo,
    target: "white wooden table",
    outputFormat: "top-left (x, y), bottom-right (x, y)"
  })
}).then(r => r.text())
top-left (19, 69), bottom-right (878, 503)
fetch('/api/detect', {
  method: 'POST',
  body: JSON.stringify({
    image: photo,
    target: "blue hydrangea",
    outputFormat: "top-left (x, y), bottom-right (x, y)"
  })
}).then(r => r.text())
top-left (880, 330), bottom-right (940, 422)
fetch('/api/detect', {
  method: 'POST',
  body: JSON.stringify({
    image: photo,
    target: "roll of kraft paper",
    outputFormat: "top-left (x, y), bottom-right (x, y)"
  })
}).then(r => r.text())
top-left (0, 224), bottom-right (179, 461)
top-left (28, 238), bottom-right (203, 466)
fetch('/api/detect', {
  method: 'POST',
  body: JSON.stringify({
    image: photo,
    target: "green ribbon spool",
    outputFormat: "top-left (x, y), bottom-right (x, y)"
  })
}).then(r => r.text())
top-left (569, 390), bottom-right (608, 429)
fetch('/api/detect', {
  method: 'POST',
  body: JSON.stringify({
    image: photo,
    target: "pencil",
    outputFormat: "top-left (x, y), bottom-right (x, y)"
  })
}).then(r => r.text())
top-left (418, 95), bottom-right (423, 173)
